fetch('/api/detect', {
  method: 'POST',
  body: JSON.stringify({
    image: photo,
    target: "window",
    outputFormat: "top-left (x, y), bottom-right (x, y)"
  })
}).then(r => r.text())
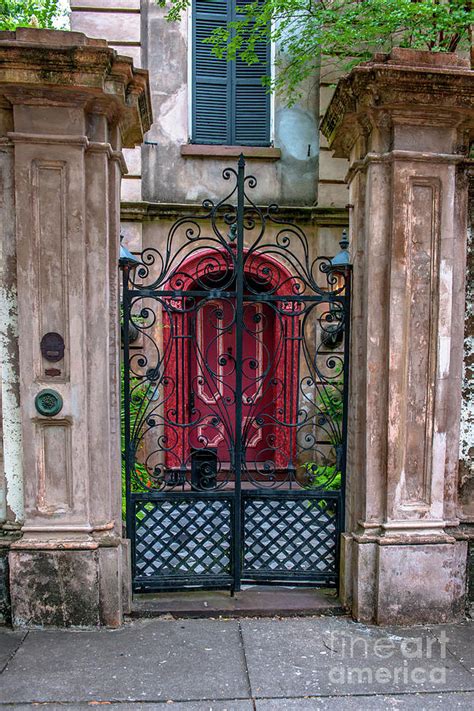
top-left (192, 0), bottom-right (271, 146)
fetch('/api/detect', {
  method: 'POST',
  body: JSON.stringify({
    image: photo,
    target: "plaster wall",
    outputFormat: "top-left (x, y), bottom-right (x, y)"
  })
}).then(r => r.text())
top-left (70, 0), bottom-right (350, 211)
top-left (140, 0), bottom-right (319, 206)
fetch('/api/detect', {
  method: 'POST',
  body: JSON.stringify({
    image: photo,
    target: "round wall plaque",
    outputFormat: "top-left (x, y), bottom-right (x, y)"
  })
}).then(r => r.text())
top-left (35, 389), bottom-right (63, 417)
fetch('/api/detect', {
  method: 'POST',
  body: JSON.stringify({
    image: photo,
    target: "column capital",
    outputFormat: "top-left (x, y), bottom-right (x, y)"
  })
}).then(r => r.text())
top-left (0, 28), bottom-right (152, 147)
top-left (321, 48), bottom-right (473, 160)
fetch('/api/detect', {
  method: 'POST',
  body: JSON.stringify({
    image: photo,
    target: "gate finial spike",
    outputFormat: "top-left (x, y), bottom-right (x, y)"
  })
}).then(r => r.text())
top-left (119, 234), bottom-right (141, 270)
top-left (331, 229), bottom-right (351, 268)
top-left (339, 229), bottom-right (349, 251)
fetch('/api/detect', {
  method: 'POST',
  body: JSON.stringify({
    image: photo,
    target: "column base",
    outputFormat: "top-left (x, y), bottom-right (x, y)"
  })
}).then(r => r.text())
top-left (342, 535), bottom-right (468, 625)
top-left (9, 542), bottom-right (126, 628)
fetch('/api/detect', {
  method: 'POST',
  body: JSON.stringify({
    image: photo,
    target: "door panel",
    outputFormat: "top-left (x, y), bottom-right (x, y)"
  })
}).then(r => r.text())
top-left (190, 298), bottom-right (275, 466)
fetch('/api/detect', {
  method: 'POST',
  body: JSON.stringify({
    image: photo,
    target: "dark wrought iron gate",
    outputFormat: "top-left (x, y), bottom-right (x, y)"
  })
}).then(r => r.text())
top-left (121, 158), bottom-right (351, 593)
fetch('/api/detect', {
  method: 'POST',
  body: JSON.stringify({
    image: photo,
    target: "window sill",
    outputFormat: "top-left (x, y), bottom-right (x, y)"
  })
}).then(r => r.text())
top-left (180, 144), bottom-right (281, 161)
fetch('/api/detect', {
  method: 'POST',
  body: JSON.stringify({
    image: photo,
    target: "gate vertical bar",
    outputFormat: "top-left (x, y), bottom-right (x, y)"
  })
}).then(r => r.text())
top-left (233, 154), bottom-right (246, 592)
top-left (122, 265), bottom-right (134, 577)
top-left (336, 265), bottom-right (352, 590)
top-left (339, 267), bottom-right (352, 521)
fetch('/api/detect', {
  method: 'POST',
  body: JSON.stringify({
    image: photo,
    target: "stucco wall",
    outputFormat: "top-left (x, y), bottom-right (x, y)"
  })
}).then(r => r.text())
top-left (140, 0), bottom-right (320, 206)
top-left (70, 0), bottom-right (350, 210)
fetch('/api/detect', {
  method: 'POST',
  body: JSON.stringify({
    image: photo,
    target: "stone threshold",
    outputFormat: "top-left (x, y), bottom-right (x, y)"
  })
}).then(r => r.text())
top-left (130, 585), bottom-right (345, 619)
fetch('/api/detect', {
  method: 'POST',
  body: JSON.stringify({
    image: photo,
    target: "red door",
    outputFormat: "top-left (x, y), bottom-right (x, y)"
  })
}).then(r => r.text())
top-left (189, 298), bottom-right (275, 468)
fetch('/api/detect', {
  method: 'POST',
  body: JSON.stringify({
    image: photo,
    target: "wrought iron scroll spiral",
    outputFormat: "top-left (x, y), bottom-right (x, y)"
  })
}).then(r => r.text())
top-left (123, 162), bottom-right (350, 494)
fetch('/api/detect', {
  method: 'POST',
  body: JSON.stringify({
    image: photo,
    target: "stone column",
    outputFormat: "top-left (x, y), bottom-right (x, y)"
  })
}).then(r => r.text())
top-left (321, 48), bottom-right (473, 624)
top-left (0, 28), bottom-right (151, 627)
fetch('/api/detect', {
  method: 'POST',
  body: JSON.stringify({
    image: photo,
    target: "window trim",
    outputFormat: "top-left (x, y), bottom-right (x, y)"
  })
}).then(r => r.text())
top-left (180, 144), bottom-right (281, 159)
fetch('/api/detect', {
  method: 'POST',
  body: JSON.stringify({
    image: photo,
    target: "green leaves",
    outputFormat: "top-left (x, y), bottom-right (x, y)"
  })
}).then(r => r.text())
top-left (158, 0), bottom-right (473, 104)
top-left (0, 0), bottom-right (67, 30)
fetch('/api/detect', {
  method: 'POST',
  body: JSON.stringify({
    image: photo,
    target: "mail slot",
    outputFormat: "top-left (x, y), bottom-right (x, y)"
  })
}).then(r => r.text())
top-left (40, 332), bottom-right (65, 362)
top-left (191, 448), bottom-right (217, 491)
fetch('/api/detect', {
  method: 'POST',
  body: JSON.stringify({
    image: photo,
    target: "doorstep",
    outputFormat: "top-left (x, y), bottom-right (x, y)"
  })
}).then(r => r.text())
top-left (130, 585), bottom-right (345, 619)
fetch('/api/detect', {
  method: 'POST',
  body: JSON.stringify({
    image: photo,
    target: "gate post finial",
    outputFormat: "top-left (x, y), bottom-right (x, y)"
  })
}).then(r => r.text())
top-left (331, 229), bottom-right (351, 269)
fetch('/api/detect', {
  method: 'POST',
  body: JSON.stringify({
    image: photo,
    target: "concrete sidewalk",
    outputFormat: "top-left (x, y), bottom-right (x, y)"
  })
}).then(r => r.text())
top-left (0, 616), bottom-right (472, 710)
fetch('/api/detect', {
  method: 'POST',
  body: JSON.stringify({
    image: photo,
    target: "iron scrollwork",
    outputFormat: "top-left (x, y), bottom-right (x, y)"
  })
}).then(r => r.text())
top-left (122, 157), bottom-right (351, 592)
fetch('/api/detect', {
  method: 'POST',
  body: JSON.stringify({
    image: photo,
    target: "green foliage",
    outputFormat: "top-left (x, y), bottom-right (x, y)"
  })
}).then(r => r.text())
top-left (120, 364), bottom-right (151, 519)
top-left (305, 463), bottom-right (341, 490)
top-left (157, 0), bottom-right (473, 104)
top-left (304, 380), bottom-right (344, 500)
top-left (0, 0), bottom-right (67, 30)
top-left (318, 382), bottom-right (343, 435)
top-left (304, 463), bottom-right (340, 515)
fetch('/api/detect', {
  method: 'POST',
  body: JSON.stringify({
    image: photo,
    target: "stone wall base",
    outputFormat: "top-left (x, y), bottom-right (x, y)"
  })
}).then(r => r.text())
top-left (9, 545), bottom-right (125, 628)
top-left (342, 537), bottom-right (468, 625)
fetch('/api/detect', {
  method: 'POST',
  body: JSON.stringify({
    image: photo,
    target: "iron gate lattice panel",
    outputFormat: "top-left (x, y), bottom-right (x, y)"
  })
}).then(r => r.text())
top-left (122, 156), bottom-right (351, 593)
top-left (133, 494), bottom-right (233, 591)
top-left (242, 493), bottom-right (339, 584)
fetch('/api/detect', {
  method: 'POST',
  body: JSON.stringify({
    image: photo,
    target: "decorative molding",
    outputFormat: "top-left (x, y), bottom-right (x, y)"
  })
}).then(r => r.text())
top-left (11, 539), bottom-right (99, 550)
top-left (121, 201), bottom-right (349, 226)
top-left (8, 133), bottom-right (88, 146)
top-left (70, 6), bottom-right (141, 13)
top-left (32, 160), bottom-right (70, 382)
top-left (390, 177), bottom-right (441, 513)
top-left (405, 179), bottom-right (439, 508)
top-left (347, 150), bottom-right (467, 181)
top-left (181, 144), bottom-right (281, 160)
top-left (35, 419), bottom-right (73, 515)
top-left (321, 50), bottom-right (473, 158)
top-left (0, 28), bottom-right (152, 148)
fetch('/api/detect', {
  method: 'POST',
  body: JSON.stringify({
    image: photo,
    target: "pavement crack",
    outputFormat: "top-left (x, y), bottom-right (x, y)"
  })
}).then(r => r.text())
top-left (238, 620), bottom-right (254, 703)
top-left (0, 630), bottom-right (28, 675)
top-left (446, 641), bottom-right (472, 675)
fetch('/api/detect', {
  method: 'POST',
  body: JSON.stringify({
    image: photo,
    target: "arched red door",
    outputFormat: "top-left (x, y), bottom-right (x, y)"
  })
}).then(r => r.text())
top-left (163, 249), bottom-right (299, 480)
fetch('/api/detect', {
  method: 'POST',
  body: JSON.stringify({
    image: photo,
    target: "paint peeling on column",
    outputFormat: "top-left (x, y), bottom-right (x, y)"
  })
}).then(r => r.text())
top-left (438, 336), bottom-right (451, 379)
top-left (394, 468), bottom-right (406, 509)
top-left (459, 184), bottom-right (474, 511)
top-left (0, 283), bottom-right (24, 523)
top-left (432, 429), bottom-right (447, 499)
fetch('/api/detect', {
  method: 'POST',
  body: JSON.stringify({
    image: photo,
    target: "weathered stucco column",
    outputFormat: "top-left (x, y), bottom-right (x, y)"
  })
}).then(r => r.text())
top-left (0, 28), bottom-right (151, 626)
top-left (322, 49), bottom-right (473, 624)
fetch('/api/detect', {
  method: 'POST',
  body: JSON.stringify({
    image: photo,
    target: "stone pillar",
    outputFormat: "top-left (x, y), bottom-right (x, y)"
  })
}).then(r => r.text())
top-left (0, 28), bottom-right (151, 627)
top-left (321, 48), bottom-right (473, 624)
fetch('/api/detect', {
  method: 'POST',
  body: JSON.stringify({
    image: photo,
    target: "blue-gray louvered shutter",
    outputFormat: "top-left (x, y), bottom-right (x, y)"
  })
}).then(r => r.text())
top-left (193, 0), bottom-right (230, 144)
top-left (193, 0), bottom-right (270, 146)
top-left (233, 0), bottom-right (270, 146)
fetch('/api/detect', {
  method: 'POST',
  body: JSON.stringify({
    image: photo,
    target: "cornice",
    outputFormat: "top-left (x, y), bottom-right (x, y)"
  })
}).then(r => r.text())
top-left (120, 201), bottom-right (349, 226)
top-left (0, 28), bottom-right (152, 148)
top-left (321, 49), bottom-right (474, 159)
